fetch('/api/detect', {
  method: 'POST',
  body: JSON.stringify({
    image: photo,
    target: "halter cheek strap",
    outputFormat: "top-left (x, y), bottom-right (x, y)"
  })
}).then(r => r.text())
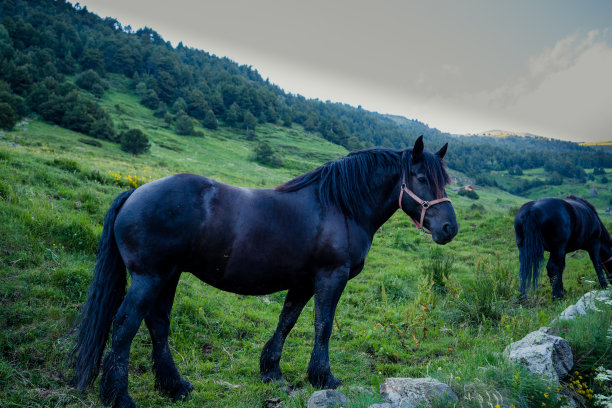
top-left (398, 175), bottom-right (451, 234)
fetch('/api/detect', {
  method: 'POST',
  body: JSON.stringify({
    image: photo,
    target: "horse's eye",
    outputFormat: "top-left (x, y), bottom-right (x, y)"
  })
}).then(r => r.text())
top-left (417, 176), bottom-right (427, 183)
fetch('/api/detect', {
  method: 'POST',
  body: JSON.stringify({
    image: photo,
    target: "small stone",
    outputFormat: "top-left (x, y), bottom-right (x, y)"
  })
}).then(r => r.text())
top-left (307, 389), bottom-right (348, 408)
top-left (264, 397), bottom-right (284, 408)
top-left (380, 377), bottom-right (457, 408)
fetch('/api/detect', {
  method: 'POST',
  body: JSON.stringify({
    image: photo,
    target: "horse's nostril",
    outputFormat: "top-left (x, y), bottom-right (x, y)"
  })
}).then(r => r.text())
top-left (442, 222), bottom-right (453, 235)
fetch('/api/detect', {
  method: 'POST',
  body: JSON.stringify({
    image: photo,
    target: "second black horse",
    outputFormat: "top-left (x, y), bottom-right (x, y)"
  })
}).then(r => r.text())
top-left (514, 195), bottom-right (612, 299)
top-left (70, 136), bottom-right (458, 408)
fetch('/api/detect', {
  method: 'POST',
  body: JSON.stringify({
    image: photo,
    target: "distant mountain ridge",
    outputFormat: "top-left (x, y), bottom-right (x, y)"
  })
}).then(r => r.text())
top-left (468, 129), bottom-right (542, 138)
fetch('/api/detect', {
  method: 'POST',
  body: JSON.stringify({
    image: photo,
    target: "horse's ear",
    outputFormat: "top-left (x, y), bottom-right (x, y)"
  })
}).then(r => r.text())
top-left (435, 143), bottom-right (448, 159)
top-left (412, 135), bottom-right (424, 162)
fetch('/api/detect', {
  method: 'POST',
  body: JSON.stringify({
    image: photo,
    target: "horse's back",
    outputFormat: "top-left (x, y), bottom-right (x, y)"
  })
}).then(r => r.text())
top-left (515, 198), bottom-right (573, 250)
top-left (515, 197), bottom-right (599, 252)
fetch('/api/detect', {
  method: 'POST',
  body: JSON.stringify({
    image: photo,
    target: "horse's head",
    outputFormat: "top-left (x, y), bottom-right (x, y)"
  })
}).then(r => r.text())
top-left (399, 136), bottom-right (458, 244)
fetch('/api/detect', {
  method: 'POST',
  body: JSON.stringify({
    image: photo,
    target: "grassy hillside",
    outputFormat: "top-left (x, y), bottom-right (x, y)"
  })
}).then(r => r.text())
top-left (1, 85), bottom-right (611, 408)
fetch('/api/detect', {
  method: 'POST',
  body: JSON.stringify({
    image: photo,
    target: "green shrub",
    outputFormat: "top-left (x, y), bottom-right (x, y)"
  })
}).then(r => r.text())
top-left (420, 247), bottom-right (455, 294)
top-left (458, 189), bottom-right (480, 200)
top-left (78, 137), bottom-right (102, 147)
top-left (254, 140), bottom-right (283, 167)
top-left (0, 102), bottom-right (17, 130)
top-left (175, 113), bottom-right (195, 135)
top-left (75, 69), bottom-right (107, 93)
top-left (202, 109), bottom-right (217, 129)
top-left (120, 128), bottom-right (150, 155)
top-left (447, 257), bottom-right (517, 326)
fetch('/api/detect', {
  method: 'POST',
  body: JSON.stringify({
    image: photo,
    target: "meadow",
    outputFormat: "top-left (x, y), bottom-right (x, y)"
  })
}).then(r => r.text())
top-left (0, 85), bottom-right (610, 407)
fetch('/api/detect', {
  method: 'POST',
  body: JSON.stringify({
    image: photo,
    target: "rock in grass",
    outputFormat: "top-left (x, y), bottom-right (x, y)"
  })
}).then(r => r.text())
top-left (557, 289), bottom-right (612, 321)
top-left (504, 327), bottom-right (573, 382)
top-left (307, 389), bottom-right (348, 408)
top-left (379, 377), bottom-right (457, 408)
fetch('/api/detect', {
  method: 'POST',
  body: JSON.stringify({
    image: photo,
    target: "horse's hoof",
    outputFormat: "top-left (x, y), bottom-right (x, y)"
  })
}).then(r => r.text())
top-left (170, 380), bottom-right (194, 402)
top-left (261, 370), bottom-right (284, 384)
top-left (323, 374), bottom-right (342, 389)
top-left (112, 393), bottom-right (136, 408)
top-left (308, 372), bottom-right (342, 389)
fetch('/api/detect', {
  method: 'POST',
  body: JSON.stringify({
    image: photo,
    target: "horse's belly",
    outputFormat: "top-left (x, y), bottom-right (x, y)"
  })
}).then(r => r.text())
top-left (189, 260), bottom-right (311, 296)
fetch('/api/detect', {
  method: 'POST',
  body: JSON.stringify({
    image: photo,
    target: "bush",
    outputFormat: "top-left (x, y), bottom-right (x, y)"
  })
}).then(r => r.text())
top-left (120, 129), bottom-right (150, 155)
top-left (458, 189), bottom-right (479, 200)
top-left (254, 140), bottom-right (283, 167)
top-left (78, 137), bottom-right (102, 147)
top-left (446, 257), bottom-right (517, 326)
top-left (420, 247), bottom-right (454, 294)
top-left (75, 69), bottom-right (107, 95)
top-left (89, 116), bottom-right (116, 140)
top-left (547, 171), bottom-right (563, 186)
top-left (140, 89), bottom-right (160, 109)
top-left (175, 113), bottom-right (194, 135)
top-left (0, 102), bottom-right (17, 130)
top-left (202, 109), bottom-right (217, 129)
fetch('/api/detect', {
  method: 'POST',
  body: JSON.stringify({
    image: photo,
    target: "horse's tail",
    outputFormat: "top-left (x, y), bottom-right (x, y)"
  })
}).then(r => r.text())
top-left (71, 189), bottom-right (135, 391)
top-left (514, 206), bottom-right (544, 297)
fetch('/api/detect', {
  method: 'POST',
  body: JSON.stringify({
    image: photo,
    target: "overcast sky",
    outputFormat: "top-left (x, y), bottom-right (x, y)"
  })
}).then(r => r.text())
top-left (78, 0), bottom-right (612, 142)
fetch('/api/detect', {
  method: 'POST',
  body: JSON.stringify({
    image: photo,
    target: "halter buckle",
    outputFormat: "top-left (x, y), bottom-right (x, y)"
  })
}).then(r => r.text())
top-left (422, 201), bottom-right (430, 209)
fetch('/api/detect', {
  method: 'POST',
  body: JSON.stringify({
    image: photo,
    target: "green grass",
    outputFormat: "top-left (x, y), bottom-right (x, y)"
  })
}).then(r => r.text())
top-left (1, 83), bottom-right (610, 407)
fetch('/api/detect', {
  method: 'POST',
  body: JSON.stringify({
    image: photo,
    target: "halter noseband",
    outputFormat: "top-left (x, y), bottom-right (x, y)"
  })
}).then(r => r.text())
top-left (398, 172), bottom-right (451, 234)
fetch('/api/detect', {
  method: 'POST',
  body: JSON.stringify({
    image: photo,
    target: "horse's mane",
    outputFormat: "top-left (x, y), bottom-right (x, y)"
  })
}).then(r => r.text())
top-left (276, 147), bottom-right (450, 219)
top-left (566, 195), bottom-right (612, 246)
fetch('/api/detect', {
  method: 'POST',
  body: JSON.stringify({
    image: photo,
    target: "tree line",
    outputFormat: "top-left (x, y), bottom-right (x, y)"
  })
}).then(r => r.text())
top-left (0, 0), bottom-right (610, 175)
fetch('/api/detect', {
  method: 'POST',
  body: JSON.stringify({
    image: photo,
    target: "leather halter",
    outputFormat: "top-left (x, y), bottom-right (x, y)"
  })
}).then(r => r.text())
top-left (398, 173), bottom-right (451, 234)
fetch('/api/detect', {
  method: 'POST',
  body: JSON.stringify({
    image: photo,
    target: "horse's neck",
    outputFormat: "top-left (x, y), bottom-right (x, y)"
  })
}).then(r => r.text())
top-left (356, 175), bottom-right (401, 236)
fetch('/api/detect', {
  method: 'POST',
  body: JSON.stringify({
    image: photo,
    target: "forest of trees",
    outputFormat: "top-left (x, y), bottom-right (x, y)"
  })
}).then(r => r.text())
top-left (0, 0), bottom-right (610, 188)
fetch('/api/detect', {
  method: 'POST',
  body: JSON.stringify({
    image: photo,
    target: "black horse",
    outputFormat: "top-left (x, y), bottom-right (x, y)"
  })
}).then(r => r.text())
top-left (514, 195), bottom-right (612, 300)
top-left (70, 136), bottom-right (458, 408)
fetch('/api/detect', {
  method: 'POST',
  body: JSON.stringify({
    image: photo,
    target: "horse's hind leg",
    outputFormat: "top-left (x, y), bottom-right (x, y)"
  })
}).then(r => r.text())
top-left (100, 274), bottom-right (164, 408)
top-left (587, 241), bottom-right (609, 289)
top-left (144, 272), bottom-right (193, 401)
top-left (547, 249), bottom-right (566, 299)
top-left (260, 287), bottom-right (313, 383)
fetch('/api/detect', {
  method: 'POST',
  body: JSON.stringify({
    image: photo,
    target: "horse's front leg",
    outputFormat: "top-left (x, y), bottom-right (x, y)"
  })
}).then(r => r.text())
top-left (587, 242), bottom-right (609, 289)
top-left (307, 266), bottom-right (349, 389)
top-left (260, 287), bottom-right (313, 383)
top-left (546, 249), bottom-right (566, 299)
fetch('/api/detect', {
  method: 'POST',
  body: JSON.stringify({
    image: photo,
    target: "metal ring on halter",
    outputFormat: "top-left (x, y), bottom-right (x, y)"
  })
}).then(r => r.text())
top-left (422, 201), bottom-right (429, 209)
